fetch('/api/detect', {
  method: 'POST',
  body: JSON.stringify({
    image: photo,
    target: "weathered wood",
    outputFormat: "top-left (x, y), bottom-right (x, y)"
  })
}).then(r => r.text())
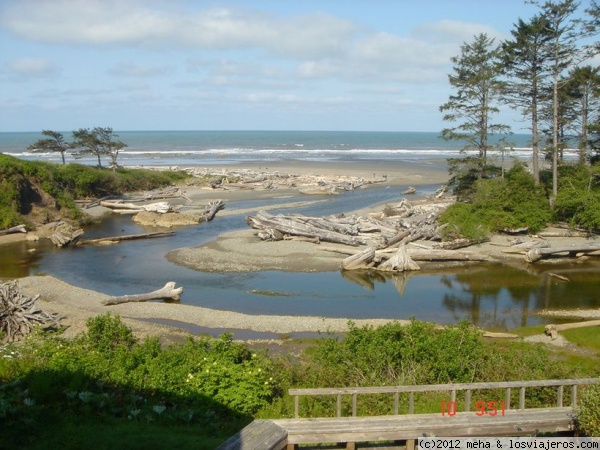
top-left (433, 238), bottom-right (479, 250)
top-left (203, 199), bottom-right (225, 221)
top-left (248, 211), bottom-right (362, 246)
top-left (502, 239), bottom-right (550, 254)
top-left (525, 244), bottom-right (600, 262)
top-left (102, 282), bottom-right (183, 305)
top-left (545, 320), bottom-right (600, 340)
top-left (100, 200), bottom-right (174, 214)
top-left (78, 231), bottom-right (173, 246)
top-left (378, 245), bottom-right (420, 272)
top-left (216, 419), bottom-right (288, 450)
top-left (341, 247), bottom-right (376, 270)
top-left (275, 408), bottom-right (575, 445)
top-left (402, 186), bottom-right (416, 194)
top-left (0, 224), bottom-right (27, 236)
top-left (0, 280), bottom-right (61, 343)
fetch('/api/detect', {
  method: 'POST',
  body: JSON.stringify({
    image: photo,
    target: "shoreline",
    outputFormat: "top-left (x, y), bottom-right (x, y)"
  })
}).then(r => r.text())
top-left (3, 159), bottom-right (600, 343)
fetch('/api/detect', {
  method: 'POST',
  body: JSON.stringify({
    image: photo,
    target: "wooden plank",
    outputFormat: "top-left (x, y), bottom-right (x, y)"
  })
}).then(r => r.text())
top-left (216, 420), bottom-right (287, 450)
top-left (274, 408), bottom-right (574, 445)
top-left (287, 377), bottom-right (600, 397)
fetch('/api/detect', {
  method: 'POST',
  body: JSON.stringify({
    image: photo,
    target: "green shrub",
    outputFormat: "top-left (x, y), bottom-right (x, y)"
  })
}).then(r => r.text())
top-left (554, 165), bottom-right (600, 232)
top-left (0, 154), bottom-right (190, 227)
top-left (577, 383), bottom-right (600, 436)
top-left (439, 164), bottom-right (552, 240)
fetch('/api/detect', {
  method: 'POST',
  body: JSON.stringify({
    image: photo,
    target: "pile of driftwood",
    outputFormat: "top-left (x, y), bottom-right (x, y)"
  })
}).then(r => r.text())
top-left (80, 186), bottom-right (191, 209)
top-left (245, 197), bottom-right (490, 273)
top-left (0, 280), bottom-right (60, 343)
top-left (186, 167), bottom-right (387, 194)
top-left (498, 236), bottom-right (600, 263)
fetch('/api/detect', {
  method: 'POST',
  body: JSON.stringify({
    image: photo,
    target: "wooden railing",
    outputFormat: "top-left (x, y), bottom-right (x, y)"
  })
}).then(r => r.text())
top-left (289, 377), bottom-right (600, 418)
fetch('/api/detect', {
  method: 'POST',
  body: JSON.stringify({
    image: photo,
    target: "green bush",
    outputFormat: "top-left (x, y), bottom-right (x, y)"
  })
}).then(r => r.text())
top-left (554, 165), bottom-right (600, 232)
top-left (577, 383), bottom-right (600, 436)
top-left (439, 164), bottom-right (552, 240)
top-left (0, 154), bottom-right (190, 228)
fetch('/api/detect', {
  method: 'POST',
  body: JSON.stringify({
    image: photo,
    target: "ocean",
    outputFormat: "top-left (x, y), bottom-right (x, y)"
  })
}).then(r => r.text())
top-left (0, 130), bottom-right (539, 166)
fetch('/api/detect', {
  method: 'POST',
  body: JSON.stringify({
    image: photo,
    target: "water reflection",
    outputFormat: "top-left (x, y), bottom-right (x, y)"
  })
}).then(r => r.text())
top-left (1, 185), bottom-right (599, 330)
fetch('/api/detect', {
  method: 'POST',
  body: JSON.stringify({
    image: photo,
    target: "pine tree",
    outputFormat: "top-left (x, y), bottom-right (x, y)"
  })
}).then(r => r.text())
top-left (440, 33), bottom-right (510, 162)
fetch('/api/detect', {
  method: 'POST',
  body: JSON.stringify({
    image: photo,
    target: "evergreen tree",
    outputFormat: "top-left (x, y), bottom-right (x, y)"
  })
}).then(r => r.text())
top-left (27, 130), bottom-right (71, 165)
top-left (72, 127), bottom-right (126, 169)
top-left (563, 66), bottom-right (600, 163)
top-left (440, 33), bottom-right (510, 162)
top-left (535, 0), bottom-right (581, 201)
top-left (501, 14), bottom-right (554, 184)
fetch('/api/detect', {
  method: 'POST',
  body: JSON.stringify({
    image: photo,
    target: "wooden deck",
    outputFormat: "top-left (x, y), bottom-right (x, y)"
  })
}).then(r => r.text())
top-left (216, 378), bottom-right (599, 450)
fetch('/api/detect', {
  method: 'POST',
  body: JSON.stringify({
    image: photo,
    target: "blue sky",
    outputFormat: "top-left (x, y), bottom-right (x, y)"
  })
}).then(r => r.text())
top-left (0, 0), bottom-right (588, 132)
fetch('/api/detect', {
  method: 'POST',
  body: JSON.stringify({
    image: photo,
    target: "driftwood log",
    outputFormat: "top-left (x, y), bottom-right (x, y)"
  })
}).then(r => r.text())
top-left (377, 245), bottom-right (420, 272)
top-left (544, 320), bottom-right (600, 340)
top-left (525, 244), bottom-right (600, 263)
top-left (248, 211), bottom-right (363, 246)
top-left (0, 280), bottom-right (61, 343)
top-left (0, 224), bottom-right (27, 236)
top-left (102, 282), bottom-right (183, 305)
top-left (100, 200), bottom-right (175, 214)
top-left (204, 199), bottom-right (226, 221)
top-left (78, 231), bottom-right (174, 246)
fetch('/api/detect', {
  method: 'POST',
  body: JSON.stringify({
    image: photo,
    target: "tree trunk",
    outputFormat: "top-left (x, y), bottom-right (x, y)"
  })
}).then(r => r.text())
top-left (0, 224), bottom-right (27, 236)
top-left (378, 244), bottom-right (420, 272)
top-left (341, 247), bottom-right (376, 270)
top-left (204, 199), bottom-right (225, 221)
top-left (102, 282), bottom-right (183, 305)
top-left (78, 231), bottom-right (174, 246)
top-left (525, 244), bottom-right (600, 263)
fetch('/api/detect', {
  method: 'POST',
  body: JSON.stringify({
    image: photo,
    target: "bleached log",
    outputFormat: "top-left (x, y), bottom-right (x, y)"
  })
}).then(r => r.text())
top-left (525, 244), bottom-right (600, 263)
top-left (433, 238), bottom-right (479, 250)
top-left (0, 224), bottom-right (27, 236)
top-left (204, 199), bottom-right (225, 221)
top-left (78, 231), bottom-right (174, 246)
top-left (544, 320), bottom-right (600, 340)
top-left (502, 239), bottom-right (550, 254)
top-left (102, 282), bottom-right (183, 305)
top-left (341, 247), bottom-right (376, 270)
top-left (248, 211), bottom-right (362, 246)
top-left (378, 244), bottom-right (420, 272)
top-left (100, 200), bottom-right (173, 214)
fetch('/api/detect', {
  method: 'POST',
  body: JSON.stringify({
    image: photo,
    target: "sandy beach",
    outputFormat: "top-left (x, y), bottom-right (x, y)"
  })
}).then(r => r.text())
top-left (3, 160), bottom-right (599, 343)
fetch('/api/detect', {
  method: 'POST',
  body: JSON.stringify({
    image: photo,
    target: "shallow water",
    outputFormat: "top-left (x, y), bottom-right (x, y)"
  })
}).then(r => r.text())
top-left (2, 185), bottom-right (599, 331)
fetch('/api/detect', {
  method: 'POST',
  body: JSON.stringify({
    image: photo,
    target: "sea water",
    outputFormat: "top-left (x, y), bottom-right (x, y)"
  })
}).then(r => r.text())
top-left (1, 130), bottom-right (542, 166)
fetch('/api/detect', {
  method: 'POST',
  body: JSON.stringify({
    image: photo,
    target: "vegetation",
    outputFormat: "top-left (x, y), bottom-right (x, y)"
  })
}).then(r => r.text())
top-left (27, 130), bottom-right (71, 165)
top-left (439, 1), bottom-right (600, 239)
top-left (577, 383), bottom-right (600, 436)
top-left (0, 315), bottom-right (597, 448)
top-left (440, 33), bottom-right (509, 161)
top-left (72, 127), bottom-right (127, 169)
top-left (440, 164), bottom-right (553, 240)
top-left (0, 154), bottom-right (189, 229)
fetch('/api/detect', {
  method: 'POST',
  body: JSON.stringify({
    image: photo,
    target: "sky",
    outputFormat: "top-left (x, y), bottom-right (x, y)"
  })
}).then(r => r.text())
top-left (0, 0), bottom-right (593, 133)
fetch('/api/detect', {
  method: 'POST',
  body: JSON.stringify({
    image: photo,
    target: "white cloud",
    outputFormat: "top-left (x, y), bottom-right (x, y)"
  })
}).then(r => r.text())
top-left (0, 0), bottom-right (358, 59)
top-left (6, 57), bottom-right (58, 78)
